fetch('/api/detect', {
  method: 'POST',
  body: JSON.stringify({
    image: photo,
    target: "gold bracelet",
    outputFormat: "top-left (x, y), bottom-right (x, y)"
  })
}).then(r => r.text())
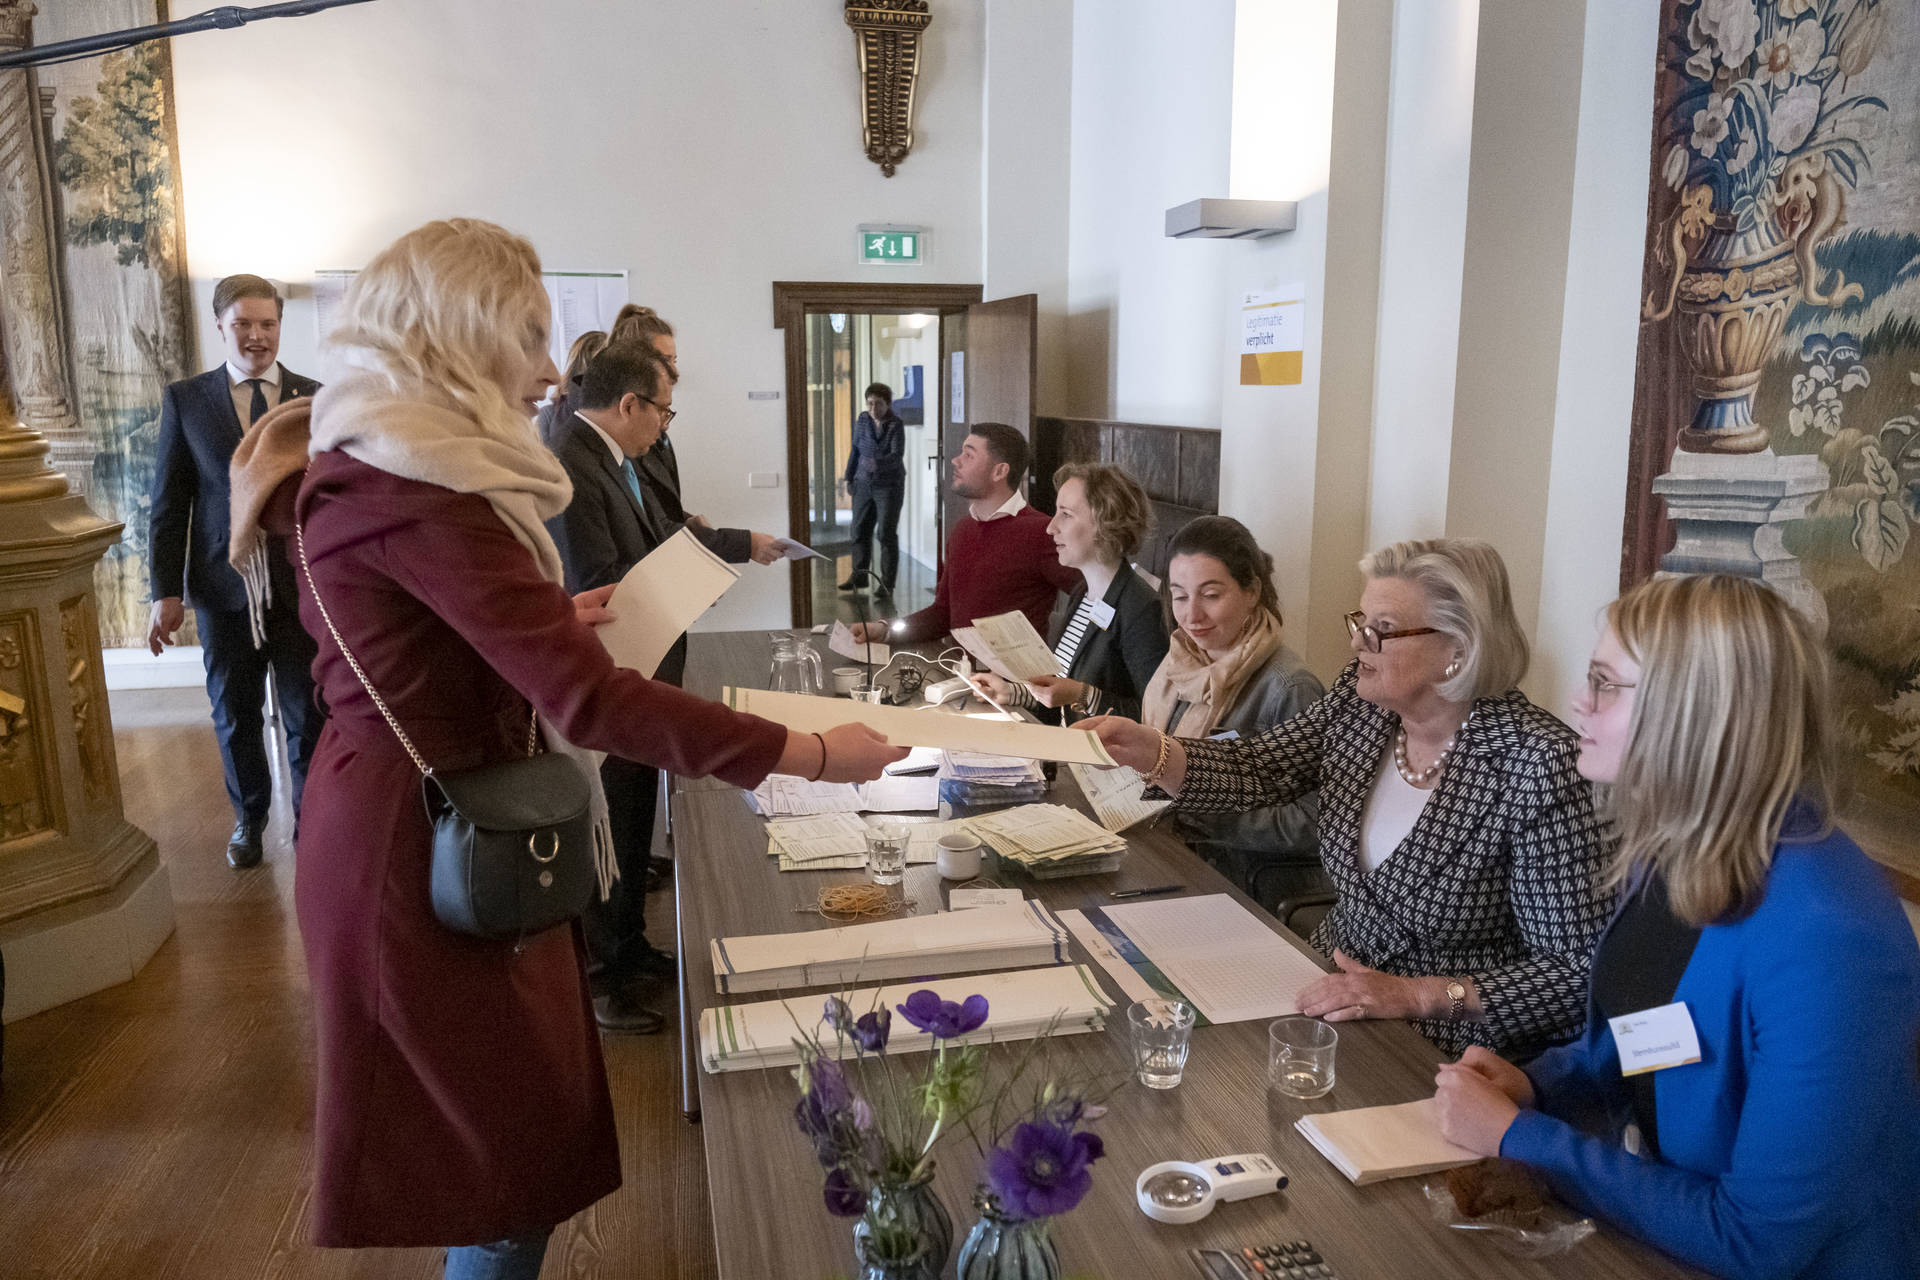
top-left (1143, 731), bottom-right (1173, 788)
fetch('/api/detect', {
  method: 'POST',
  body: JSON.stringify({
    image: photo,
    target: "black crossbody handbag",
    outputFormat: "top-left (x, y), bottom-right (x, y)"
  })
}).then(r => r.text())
top-left (296, 524), bottom-right (597, 940)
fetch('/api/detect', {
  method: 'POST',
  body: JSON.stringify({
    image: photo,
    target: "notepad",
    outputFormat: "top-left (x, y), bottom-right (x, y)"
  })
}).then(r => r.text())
top-left (710, 900), bottom-right (1070, 993)
top-left (699, 964), bottom-right (1114, 1074)
top-left (1294, 1099), bottom-right (1479, 1185)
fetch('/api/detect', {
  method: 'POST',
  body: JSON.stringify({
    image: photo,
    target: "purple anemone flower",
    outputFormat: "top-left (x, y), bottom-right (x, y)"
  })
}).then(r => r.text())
top-left (794, 1058), bottom-right (858, 1165)
top-left (823, 1167), bottom-right (867, 1217)
top-left (853, 1007), bottom-right (892, 1053)
top-left (985, 1121), bottom-right (1105, 1220)
top-left (895, 990), bottom-right (989, 1039)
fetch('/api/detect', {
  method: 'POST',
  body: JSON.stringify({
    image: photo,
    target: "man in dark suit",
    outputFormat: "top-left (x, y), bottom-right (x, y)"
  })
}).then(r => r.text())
top-left (148, 274), bottom-right (322, 870)
top-left (545, 339), bottom-right (680, 1034)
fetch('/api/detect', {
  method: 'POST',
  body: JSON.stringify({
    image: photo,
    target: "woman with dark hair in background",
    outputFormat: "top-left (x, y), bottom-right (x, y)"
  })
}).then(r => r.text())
top-left (534, 328), bottom-right (607, 449)
top-left (1139, 515), bottom-right (1325, 910)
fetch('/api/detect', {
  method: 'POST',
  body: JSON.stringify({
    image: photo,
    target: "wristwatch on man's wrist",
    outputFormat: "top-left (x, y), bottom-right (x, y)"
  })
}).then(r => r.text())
top-left (1445, 979), bottom-right (1467, 1023)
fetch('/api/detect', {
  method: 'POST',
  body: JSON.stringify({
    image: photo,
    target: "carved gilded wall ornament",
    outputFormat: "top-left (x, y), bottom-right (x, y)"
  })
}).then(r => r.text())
top-left (844, 0), bottom-right (931, 178)
top-left (59, 594), bottom-right (111, 802)
top-left (0, 612), bottom-right (53, 841)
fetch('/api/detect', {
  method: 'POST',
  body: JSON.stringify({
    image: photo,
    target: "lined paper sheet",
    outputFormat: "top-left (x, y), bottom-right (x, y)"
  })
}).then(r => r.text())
top-left (1087, 894), bottom-right (1330, 1024)
top-left (1068, 763), bottom-right (1170, 832)
top-left (596, 528), bottom-right (740, 676)
top-left (952, 610), bottom-right (1062, 682)
top-left (721, 687), bottom-right (1116, 766)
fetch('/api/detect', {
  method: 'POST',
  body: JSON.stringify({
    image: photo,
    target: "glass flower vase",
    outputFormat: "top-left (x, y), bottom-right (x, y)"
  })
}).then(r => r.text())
top-left (955, 1188), bottom-right (1060, 1280)
top-left (852, 1168), bottom-right (953, 1280)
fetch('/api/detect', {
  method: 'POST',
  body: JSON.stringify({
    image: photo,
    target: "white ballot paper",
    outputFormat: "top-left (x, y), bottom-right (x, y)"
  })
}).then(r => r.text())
top-left (1068, 762), bottom-right (1169, 833)
top-left (594, 528), bottom-right (740, 677)
top-left (830, 620), bottom-right (891, 667)
top-left (952, 611), bottom-right (1062, 683)
top-left (770, 538), bottom-right (826, 561)
top-left (1059, 894), bottom-right (1329, 1024)
top-left (721, 687), bottom-right (1116, 766)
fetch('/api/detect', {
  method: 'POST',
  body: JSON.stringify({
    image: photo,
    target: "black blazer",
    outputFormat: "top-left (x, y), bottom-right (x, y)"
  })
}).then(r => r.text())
top-left (149, 364), bottom-right (320, 612)
top-left (634, 432), bottom-right (753, 564)
top-left (547, 414), bottom-right (658, 594)
top-left (1171, 662), bottom-right (1615, 1061)
top-left (1040, 565), bottom-right (1169, 722)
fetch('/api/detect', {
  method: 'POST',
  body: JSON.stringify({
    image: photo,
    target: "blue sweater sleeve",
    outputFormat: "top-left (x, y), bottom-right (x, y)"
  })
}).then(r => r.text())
top-left (1502, 861), bottom-right (1920, 1280)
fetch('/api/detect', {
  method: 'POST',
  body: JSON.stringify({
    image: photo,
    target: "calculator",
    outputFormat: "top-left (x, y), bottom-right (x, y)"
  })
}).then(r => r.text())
top-left (1190, 1240), bottom-right (1339, 1279)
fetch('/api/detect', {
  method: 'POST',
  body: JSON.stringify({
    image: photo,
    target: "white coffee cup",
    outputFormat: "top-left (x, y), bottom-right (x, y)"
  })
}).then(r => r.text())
top-left (935, 832), bottom-right (983, 880)
top-left (832, 666), bottom-right (862, 696)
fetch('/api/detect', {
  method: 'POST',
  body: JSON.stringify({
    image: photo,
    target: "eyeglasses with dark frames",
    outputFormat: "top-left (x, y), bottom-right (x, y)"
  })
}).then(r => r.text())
top-left (1584, 669), bottom-right (1637, 707)
top-left (1344, 609), bottom-right (1440, 654)
top-left (639, 394), bottom-right (676, 428)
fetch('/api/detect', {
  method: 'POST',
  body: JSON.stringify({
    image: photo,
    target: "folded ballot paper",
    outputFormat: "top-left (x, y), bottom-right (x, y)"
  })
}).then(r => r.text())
top-left (699, 964), bottom-right (1114, 1074)
top-left (967, 804), bottom-right (1129, 879)
top-left (766, 814), bottom-right (976, 872)
top-left (710, 900), bottom-right (1070, 994)
top-left (1294, 1098), bottom-right (1479, 1185)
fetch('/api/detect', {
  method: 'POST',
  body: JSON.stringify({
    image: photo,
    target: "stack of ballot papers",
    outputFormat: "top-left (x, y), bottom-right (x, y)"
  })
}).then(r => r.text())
top-left (699, 964), bottom-right (1114, 1074)
top-left (766, 815), bottom-right (977, 872)
top-left (1294, 1099), bottom-right (1479, 1185)
top-left (939, 749), bottom-right (1048, 811)
top-left (751, 772), bottom-right (940, 817)
top-left (968, 804), bottom-right (1129, 878)
top-left (710, 901), bottom-right (1070, 994)
top-left (1068, 762), bottom-right (1169, 833)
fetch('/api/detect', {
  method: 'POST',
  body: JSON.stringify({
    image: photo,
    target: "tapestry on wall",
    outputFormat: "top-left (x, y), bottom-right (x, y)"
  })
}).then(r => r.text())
top-left (36, 1), bottom-right (195, 647)
top-left (1624, 0), bottom-right (1920, 876)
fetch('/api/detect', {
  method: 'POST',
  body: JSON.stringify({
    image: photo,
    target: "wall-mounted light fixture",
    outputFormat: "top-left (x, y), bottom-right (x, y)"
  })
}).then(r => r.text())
top-left (1164, 199), bottom-right (1299, 240)
top-left (845, 0), bottom-right (933, 178)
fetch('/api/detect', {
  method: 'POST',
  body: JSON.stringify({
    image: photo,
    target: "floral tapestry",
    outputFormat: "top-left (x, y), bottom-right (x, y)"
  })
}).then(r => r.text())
top-left (1624, 0), bottom-right (1920, 877)
top-left (34, 1), bottom-right (195, 647)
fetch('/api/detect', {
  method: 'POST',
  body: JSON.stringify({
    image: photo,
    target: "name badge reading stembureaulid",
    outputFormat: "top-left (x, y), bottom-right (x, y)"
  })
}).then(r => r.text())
top-left (1089, 600), bottom-right (1116, 629)
top-left (1608, 1001), bottom-right (1701, 1077)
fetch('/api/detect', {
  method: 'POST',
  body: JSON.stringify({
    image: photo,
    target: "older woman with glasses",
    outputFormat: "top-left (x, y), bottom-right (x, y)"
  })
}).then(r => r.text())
top-left (1087, 538), bottom-right (1615, 1061)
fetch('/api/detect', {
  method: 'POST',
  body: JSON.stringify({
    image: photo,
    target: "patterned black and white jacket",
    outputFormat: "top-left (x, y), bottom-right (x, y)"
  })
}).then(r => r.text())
top-left (1165, 661), bottom-right (1616, 1060)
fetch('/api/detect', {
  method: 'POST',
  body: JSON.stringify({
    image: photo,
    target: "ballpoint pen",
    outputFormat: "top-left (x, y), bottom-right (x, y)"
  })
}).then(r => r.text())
top-left (1108, 884), bottom-right (1184, 899)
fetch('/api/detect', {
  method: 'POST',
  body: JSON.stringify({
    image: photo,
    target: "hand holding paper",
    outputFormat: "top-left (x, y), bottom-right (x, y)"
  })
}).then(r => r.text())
top-left (829, 619), bottom-right (890, 666)
top-left (769, 537), bottom-right (826, 561)
top-left (595, 529), bottom-right (740, 677)
top-left (952, 610), bottom-right (1062, 683)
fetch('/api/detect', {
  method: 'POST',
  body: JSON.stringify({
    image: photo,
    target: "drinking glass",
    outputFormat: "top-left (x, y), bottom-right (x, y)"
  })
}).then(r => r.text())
top-left (1268, 1016), bottom-right (1337, 1099)
top-left (1127, 999), bottom-right (1196, 1090)
top-left (865, 820), bottom-right (909, 886)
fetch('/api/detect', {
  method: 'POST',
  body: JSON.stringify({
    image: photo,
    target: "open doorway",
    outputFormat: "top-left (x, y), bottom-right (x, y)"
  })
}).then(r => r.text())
top-left (801, 311), bottom-right (944, 626)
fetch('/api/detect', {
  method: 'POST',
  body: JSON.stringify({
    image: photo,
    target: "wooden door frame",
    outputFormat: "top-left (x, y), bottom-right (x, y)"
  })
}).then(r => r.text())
top-left (772, 281), bottom-right (984, 627)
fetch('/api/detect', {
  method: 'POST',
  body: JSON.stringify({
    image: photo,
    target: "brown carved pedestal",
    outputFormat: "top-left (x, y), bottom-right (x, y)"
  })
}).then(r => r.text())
top-left (0, 376), bottom-right (169, 1025)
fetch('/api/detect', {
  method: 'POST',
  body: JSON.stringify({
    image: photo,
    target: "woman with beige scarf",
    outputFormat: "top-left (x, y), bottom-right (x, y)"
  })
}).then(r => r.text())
top-left (1139, 516), bottom-right (1326, 909)
top-left (232, 219), bottom-right (903, 1280)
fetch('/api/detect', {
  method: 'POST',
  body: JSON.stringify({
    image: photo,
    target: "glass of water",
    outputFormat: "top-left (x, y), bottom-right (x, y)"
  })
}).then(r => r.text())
top-left (1268, 1016), bottom-right (1337, 1099)
top-left (1127, 999), bottom-right (1196, 1090)
top-left (865, 820), bottom-right (909, 886)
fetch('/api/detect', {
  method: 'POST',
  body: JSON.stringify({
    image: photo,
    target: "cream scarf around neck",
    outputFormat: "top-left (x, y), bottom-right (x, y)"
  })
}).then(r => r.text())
top-left (1141, 606), bottom-right (1286, 739)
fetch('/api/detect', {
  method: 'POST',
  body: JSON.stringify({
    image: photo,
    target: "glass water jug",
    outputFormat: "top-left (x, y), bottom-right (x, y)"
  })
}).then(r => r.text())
top-left (767, 630), bottom-right (825, 696)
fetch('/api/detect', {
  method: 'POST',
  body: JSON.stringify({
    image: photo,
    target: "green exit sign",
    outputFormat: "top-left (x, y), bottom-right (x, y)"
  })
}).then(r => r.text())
top-left (860, 228), bottom-right (923, 264)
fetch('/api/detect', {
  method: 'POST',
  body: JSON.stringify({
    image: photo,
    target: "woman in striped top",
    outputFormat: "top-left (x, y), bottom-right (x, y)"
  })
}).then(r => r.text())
top-left (967, 463), bottom-right (1168, 723)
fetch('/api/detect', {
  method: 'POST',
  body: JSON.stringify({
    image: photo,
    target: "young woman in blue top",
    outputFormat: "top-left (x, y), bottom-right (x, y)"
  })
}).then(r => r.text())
top-left (1433, 573), bottom-right (1920, 1280)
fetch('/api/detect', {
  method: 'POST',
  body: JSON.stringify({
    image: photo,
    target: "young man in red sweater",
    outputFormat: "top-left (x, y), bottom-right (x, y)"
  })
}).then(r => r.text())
top-left (852, 422), bottom-right (1081, 645)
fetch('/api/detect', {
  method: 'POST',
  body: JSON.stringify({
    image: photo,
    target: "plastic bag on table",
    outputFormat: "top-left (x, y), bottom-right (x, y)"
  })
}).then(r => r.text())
top-left (1424, 1159), bottom-right (1596, 1259)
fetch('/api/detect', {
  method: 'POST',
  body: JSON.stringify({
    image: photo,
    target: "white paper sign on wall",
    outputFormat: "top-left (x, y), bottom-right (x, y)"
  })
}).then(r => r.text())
top-left (1239, 285), bottom-right (1306, 386)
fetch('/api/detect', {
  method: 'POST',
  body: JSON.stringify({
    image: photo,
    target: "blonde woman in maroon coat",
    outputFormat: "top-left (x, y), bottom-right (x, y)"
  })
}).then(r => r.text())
top-left (258, 219), bottom-right (902, 1279)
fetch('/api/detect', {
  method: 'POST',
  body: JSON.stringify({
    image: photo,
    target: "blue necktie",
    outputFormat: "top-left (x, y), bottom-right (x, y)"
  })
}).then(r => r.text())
top-left (620, 458), bottom-right (645, 510)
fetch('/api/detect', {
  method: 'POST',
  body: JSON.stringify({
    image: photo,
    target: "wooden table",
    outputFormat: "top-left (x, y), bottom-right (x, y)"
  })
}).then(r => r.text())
top-left (670, 631), bottom-right (1697, 1280)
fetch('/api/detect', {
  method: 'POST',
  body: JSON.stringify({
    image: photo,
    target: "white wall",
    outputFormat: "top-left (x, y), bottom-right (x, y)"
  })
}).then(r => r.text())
top-left (165, 0), bottom-right (988, 631)
top-left (1063, 0), bottom-right (1237, 425)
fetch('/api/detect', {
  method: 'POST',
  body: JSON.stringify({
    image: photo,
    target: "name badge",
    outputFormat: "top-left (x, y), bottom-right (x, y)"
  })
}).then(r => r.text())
top-left (1608, 1001), bottom-right (1701, 1077)
top-left (1089, 601), bottom-right (1116, 629)
top-left (1208, 729), bottom-right (1241, 741)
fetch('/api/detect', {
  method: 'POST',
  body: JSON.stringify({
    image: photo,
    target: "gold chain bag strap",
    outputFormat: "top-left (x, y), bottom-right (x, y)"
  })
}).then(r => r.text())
top-left (296, 522), bottom-right (596, 941)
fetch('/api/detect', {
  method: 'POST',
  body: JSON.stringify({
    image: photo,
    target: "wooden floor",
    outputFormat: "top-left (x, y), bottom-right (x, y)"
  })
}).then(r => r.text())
top-left (0, 688), bottom-right (717, 1280)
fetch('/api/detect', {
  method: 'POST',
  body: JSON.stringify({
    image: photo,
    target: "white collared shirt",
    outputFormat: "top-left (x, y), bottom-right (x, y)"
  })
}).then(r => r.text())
top-left (976, 490), bottom-right (1028, 522)
top-left (227, 361), bottom-right (282, 428)
top-left (575, 410), bottom-right (627, 467)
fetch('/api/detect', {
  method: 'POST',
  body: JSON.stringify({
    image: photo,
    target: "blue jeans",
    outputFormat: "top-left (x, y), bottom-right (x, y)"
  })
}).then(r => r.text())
top-left (444, 1230), bottom-right (551, 1280)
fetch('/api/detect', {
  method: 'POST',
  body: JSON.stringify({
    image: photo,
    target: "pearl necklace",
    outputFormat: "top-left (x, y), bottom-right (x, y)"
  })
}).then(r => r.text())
top-left (1393, 713), bottom-right (1472, 787)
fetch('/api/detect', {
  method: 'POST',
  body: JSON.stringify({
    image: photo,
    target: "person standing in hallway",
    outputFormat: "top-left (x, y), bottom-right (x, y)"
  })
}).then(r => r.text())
top-left (545, 339), bottom-right (681, 1035)
top-left (147, 274), bottom-right (322, 870)
top-left (838, 381), bottom-right (906, 598)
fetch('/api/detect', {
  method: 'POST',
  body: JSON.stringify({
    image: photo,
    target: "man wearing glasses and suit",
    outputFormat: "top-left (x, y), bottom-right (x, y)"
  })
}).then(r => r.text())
top-left (546, 338), bottom-right (682, 1035)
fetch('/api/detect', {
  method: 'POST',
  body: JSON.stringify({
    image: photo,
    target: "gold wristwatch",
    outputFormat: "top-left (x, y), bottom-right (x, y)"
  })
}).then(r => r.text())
top-left (1445, 979), bottom-right (1467, 1023)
